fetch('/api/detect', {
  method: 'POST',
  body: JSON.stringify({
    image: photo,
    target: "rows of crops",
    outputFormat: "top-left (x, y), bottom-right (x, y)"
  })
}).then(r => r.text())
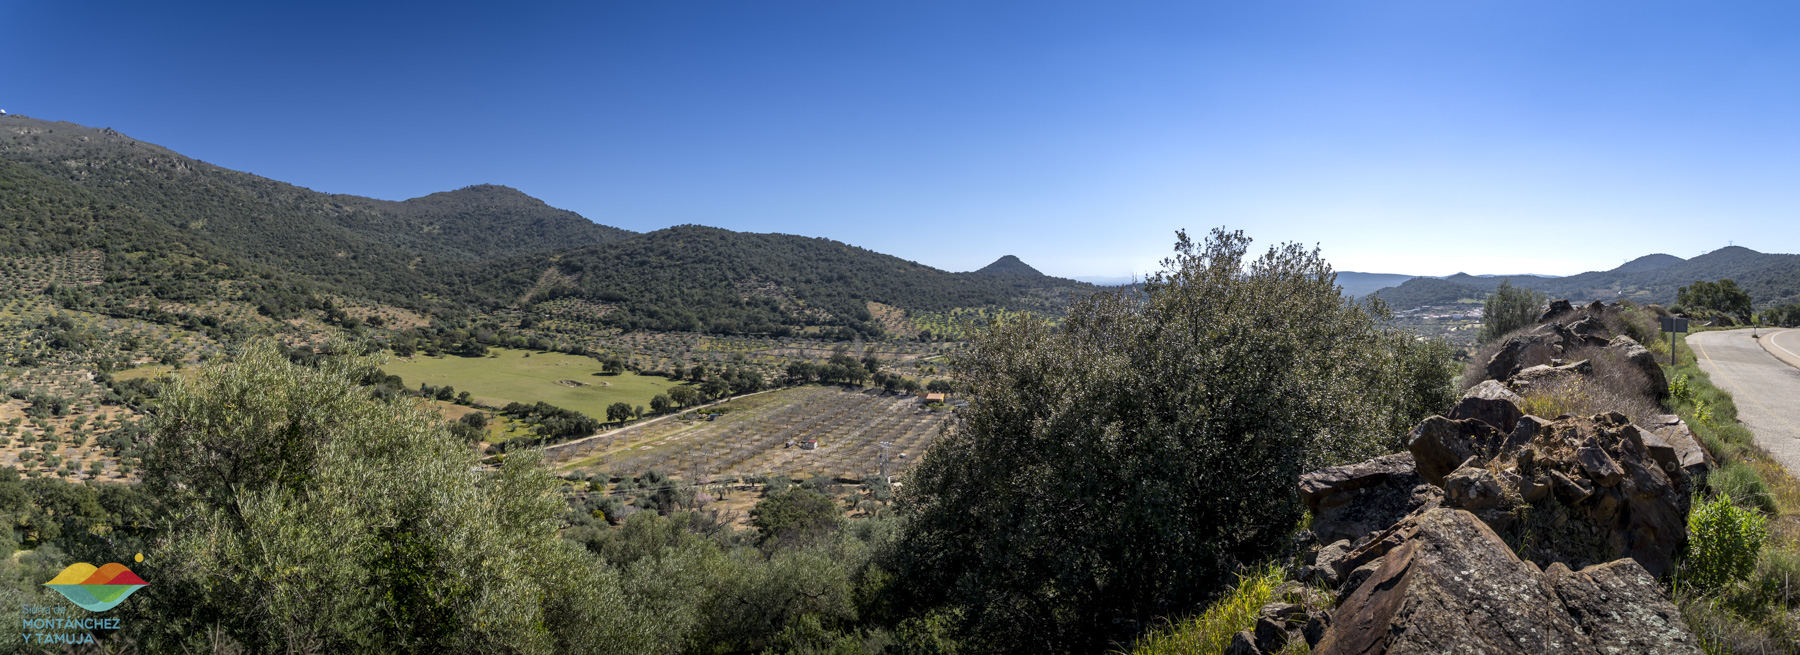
top-left (548, 385), bottom-right (951, 481)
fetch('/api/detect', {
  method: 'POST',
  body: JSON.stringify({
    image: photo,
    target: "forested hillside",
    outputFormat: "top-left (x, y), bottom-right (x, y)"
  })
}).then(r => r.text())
top-left (0, 115), bottom-right (629, 310)
top-left (1368, 248), bottom-right (1800, 311)
top-left (487, 226), bottom-right (1098, 336)
top-left (1, 115), bottom-right (1093, 337)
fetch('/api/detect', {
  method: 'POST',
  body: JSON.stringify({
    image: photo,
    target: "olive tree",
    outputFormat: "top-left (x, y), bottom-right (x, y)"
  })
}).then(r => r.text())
top-left (889, 229), bottom-right (1456, 653)
top-left (129, 341), bottom-right (656, 654)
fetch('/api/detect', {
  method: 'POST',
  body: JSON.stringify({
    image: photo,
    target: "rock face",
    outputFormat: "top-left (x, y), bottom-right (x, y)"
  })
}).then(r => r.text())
top-left (1448, 380), bottom-right (1524, 433)
top-left (1299, 453), bottom-right (1442, 545)
top-left (1312, 508), bottom-right (1701, 655)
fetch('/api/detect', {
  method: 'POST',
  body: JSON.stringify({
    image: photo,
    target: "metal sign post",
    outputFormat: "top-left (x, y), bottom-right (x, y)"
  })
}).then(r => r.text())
top-left (1660, 316), bottom-right (1689, 366)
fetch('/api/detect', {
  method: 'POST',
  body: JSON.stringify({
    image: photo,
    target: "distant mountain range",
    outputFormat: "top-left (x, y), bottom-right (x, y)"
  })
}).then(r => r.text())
top-left (1361, 248), bottom-right (1800, 311)
top-left (0, 114), bottom-right (1095, 337)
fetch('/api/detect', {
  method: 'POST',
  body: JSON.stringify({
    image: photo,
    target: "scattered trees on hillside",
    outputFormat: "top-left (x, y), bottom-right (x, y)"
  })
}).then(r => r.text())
top-left (889, 229), bottom-right (1458, 653)
top-left (1479, 281), bottom-right (1548, 343)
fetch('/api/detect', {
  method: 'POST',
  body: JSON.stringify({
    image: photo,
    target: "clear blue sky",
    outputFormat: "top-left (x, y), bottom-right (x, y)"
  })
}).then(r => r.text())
top-left (6, 1), bottom-right (1798, 280)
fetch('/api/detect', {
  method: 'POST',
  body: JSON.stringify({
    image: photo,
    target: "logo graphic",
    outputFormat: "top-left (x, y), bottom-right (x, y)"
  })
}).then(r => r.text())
top-left (43, 563), bottom-right (148, 612)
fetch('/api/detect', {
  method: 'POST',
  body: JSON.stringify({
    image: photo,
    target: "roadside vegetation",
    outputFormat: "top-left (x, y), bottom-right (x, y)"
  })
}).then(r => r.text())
top-left (1664, 333), bottom-right (1800, 652)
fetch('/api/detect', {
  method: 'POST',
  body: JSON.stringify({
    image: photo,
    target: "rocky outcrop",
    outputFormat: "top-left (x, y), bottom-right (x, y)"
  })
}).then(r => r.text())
top-left (1426, 411), bottom-right (1688, 576)
top-left (1284, 298), bottom-right (1706, 652)
top-left (1299, 453), bottom-right (1442, 545)
top-left (1312, 508), bottom-right (1701, 655)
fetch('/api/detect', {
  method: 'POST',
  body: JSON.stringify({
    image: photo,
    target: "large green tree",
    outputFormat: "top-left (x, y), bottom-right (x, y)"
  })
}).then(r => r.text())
top-left (1677, 278), bottom-right (1754, 323)
top-left (129, 341), bottom-right (655, 654)
top-left (888, 229), bottom-right (1456, 653)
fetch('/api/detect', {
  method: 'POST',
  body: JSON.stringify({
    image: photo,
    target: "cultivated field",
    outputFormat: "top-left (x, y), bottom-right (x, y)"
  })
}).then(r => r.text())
top-left (549, 385), bottom-right (951, 481)
top-left (381, 347), bottom-right (691, 419)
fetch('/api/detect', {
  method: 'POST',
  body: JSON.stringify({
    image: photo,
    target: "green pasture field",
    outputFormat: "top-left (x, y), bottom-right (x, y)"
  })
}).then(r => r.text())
top-left (382, 347), bottom-right (690, 421)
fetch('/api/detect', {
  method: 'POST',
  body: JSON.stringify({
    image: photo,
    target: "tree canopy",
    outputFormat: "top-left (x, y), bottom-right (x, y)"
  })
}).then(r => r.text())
top-left (888, 229), bottom-right (1456, 653)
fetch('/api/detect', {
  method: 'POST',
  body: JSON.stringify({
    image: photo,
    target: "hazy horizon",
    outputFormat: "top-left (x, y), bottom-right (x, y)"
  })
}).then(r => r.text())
top-left (7, 2), bottom-right (1798, 279)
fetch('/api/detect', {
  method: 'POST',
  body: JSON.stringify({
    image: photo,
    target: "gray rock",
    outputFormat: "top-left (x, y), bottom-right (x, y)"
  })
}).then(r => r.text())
top-left (1252, 616), bottom-right (1291, 653)
top-left (1314, 539), bottom-right (1354, 584)
top-left (1313, 509), bottom-right (1593, 655)
top-left (1302, 615), bottom-right (1328, 648)
top-left (1442, 466), bottom-right (1513, 510)
top-left (1225, 630), bottom-right (1261, 655)
top-left (1545, 559), bottom-right (1702, 654)
top-left (1449, 380), bottom-right (1525, 433)
top-left (1406, 416), bottom-right (1507, 486)
top-left (1540, 299), bottom-right (1575, 322)
top-left (1576, 446), bottom-right (1625, 487)
top-left (1300, 453), bottom-right (1442, 545)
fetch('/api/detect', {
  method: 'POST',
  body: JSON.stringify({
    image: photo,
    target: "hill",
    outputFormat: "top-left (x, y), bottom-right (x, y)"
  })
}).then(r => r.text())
top-left (973, 255), bottom-right (1044, 276)
top-left (1, 114), bottom-right (1097, 337)
top-left (484, 226), bottom-right (1099, 336)
top-left (1336, 271), bottom-right (1424, 298)
top-left (1365, 248), bottom-right (1800, 311)
top-left (0, 115), bottom-right (632, 310)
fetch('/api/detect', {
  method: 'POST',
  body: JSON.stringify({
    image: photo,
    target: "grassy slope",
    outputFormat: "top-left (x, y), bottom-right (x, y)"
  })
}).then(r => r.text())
top-left (381, 347), bottom-right (690, 421)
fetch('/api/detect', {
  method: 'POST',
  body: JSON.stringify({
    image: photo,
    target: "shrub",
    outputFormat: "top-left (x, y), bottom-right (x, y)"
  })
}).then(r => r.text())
top-left (1479, 281), bottom-right (1547, 344)
top-left (1685, 492), bottom-right (1768, 589)
top-left (891, 229), bottom-right (1457, 653)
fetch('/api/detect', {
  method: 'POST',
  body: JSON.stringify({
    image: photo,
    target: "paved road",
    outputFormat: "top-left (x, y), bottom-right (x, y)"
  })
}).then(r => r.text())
top-left (1688, 328), bottom-right (1800, 475)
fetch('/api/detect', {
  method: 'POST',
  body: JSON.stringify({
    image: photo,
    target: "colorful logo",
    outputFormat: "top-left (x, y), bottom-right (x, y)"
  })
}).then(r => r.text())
top-left (43, 563), bottom-right (148, 612)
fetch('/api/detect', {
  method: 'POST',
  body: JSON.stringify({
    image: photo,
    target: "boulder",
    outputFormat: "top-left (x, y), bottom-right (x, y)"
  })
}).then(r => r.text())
top-left (1485, 324), bottom-right (1575, 383)
top-left (1644, 414), bottom-right (1712, 482)
top-left (1406, 417), bottom-right (1507, 486)
top-left (1540, 299), bottom-right (1575, 322)
top-left (1225, 630), bottom-right (1261, 655)
top-left (1312, 509), bottom-right (1592, 654)
top-left (1299, 453), bottom-right (1443, 545)
top-left (1314, 508), bottom-right (1704, 654)
top-left (1442, 466), bottom-right (1513, 510)
top-left (1448, 380), bottom-right (1524, 433)
top-left (1544, 560), bottom-right (1702, 654)
top-left (1508, 360), bottom-right (1590, 394)
top-left (1313, 540), bottom-right (1354, 586)
top-left (1567, 316), bottom-right (1612, 347)
top-left (1606, 335), bottom-right (1670, 401)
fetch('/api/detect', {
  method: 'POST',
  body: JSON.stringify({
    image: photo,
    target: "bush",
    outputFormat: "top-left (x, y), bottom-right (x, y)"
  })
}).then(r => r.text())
top-left (890, 229), bottom-right (1457, 653)
top-left (1478, 281), bottom-right (1547, 344)
top-left (1685, 493), bottom-right (1768, 590)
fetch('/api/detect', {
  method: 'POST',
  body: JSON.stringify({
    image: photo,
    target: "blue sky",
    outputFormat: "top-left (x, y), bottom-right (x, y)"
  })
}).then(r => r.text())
top-left (5, 1), bottom-right (1798, 280)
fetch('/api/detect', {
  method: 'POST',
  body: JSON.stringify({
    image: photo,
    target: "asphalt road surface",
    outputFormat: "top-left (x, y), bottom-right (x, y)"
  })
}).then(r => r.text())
top-left (1688, 328), bottom-right (1800, 475)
